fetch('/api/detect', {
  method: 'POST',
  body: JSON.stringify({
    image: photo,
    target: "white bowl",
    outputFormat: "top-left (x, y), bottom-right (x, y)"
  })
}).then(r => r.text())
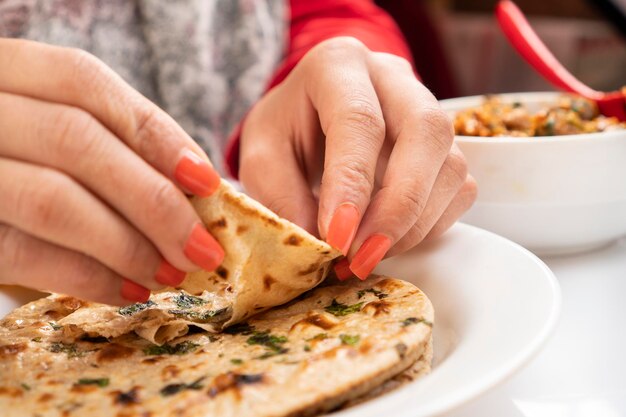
top-left (440, 92), bottom-right (626, 256)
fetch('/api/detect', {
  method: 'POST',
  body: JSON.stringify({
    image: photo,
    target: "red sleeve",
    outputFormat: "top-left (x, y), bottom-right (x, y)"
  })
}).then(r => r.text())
top-left (224, 0), bottom-right (413, 178)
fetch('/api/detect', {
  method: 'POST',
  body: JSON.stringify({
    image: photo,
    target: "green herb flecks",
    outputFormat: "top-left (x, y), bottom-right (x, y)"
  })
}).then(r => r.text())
top-left (143, 341), bottom-right (200, 356)
top-left (20, 383), bottom-right (31, 391)
top-left (48, 342), bottom-right (83, 358)
top-left (339, 334), bottom-right (360, 346)
top-left (224, 322), bottom-right (255, 335)
top-left (303, 344), bottom-right (311, 352)
top-left (356, 288), bottom-right (388, 300)
top-left (324, 299), bottom-right (363, 317)
top-left (247, 331), bottom-right (288, 359)
top-left (256, 348), bottom-right (289, 360)
top-left (118, 300), bottom-right (155, 316)
top-left (401, 317), bottom-right (433, 327)
top-left (77, 378), bottom-right (109, 388)
top-left (160, 377), bottom-right (205, 397)
top-left (173, 292), bottom-right (207, 309)
top-left (167, 307), bottom-right (228, 323)
top-left (306, 333), bottom-right (328, 342)
top-left (31, 337), bottom-right (42, 343)
top-left (48, 322), bottom-right (62, 331)
top-left (230, 358), bottom-right (243, 365)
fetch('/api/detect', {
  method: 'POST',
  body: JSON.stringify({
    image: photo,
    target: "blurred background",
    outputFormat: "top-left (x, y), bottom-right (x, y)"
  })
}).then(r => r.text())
top-left (377, 0), bottom-right (626, 99)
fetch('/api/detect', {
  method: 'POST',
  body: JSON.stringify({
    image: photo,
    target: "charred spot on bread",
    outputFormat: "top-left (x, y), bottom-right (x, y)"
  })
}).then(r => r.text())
top-left (284, 234), bottom-right (303, 246)
top-left (263, 275), bottom-right (276, 291)
top-left (96, 344), bottom-right (135, 363)
top-left (207, 372), bottom-right (264, 398)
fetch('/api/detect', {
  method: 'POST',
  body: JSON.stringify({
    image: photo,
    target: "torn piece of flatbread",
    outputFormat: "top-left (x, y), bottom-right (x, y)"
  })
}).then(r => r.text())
top-left (56, 180), bottom-right (341, 344)
top-left (0, 276), bottom-right (433, 417)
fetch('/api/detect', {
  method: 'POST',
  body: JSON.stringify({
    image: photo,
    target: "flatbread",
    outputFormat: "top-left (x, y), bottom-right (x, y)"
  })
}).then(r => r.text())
top-left (58, 180), bottom-right (341, 344)
top-left (0, 276), bottom-right (433, 417)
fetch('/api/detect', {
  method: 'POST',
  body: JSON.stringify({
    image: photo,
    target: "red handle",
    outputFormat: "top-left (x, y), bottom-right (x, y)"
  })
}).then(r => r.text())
top-left (495, 0), bottom-right (604, 101)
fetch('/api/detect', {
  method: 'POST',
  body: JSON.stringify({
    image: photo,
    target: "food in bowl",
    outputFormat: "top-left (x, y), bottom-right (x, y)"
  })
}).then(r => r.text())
top-left (453, 95), bottom-right (626, 137)
top-left (440, 92), bottom-right (626, 255)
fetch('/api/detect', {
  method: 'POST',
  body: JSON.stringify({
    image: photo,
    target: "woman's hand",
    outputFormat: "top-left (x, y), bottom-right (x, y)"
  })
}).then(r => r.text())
top-left (0, 39), bottom-right (224, 305)
top-left (240, 37), bottom-right (477, 279)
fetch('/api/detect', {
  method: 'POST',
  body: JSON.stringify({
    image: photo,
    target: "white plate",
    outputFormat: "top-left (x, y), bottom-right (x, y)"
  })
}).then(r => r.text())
top-left (0, 223), bottom-right (560, 417)
top-left (331, 223), bottom-right (561, 417)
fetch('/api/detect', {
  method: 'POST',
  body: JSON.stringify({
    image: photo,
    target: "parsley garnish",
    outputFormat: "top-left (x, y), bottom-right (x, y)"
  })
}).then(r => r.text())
top-left (303, 344), bottom-right (311, 352)
top-left (356, 288), bottom-right (388, 299)
top-left (230, 358), bottom-right (243, 365)
top-left (247, 331), bottom-right (288, 359)
top-left (143, 341), bottom-right (199, 356)
top-left (306, 333), bottom-right (328, 341)
top-left (77, 378), bottom-right (109, 387)
top-left (324, 299), bottom-right (363, 316)
top-left (401, 317), bottom-right (433, 327)
top-left (167, 307), bottom-right (228, 323)
top-left (339, 334), bottom-right (360, 346)
top-left (118, 300), bottom-right (155, 316)
top-left (160, 377), bottom-right (205, 397)
top-left (31, 337), bottom-right (42, 343)
top-left (247, 331), bottom-right (287, 351)
top-left (256, 348), bottom-right (289, 360)
top-left (48, 322), bottom-right (62, 331)
top-left (173, 293), bottom-right (207, 309)
top-left (224, 322), bottom-right (255, 335)
top-left (49, 342), bottom-right (83, 358)
top-left (20, 383), bottom-right (30, 391)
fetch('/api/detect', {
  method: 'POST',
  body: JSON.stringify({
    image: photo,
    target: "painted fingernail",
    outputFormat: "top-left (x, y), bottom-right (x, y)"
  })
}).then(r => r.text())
top-left (155, 260), bottom-right (187, 286)
top-left (174, 150), bottom-right (220, 197)
top-left (184, 223), bottom-right (225, 271)
top-left (333, 258), bottom-right (353, 281)
top-left (327, 203), bottom-right (360, 255)
top-left (120, 279), bottom-right (151, 303)
top-left (349, 234), bottom-right (392, 280)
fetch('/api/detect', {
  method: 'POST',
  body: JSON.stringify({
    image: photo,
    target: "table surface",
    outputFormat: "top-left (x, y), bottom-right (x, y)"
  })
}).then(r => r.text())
top-left (441, 237), bottom-right (626, 417)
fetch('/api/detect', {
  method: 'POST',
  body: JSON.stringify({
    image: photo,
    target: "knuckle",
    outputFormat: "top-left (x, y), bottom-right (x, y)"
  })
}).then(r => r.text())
top-left (444, 151), bottom-right (469, 185)
top-left (327, 160), bottom-right (375, 198)
top-left (395, 186), bottom-right (427, 218)
top-left (144, 180), bottom-right (182, 224)
top-left (420, 108), bottom-right (454, 153)
top-left (373, 52), bottom-right (413, 72)
top-left (0, 226), bottom-right (28, 273)
top-left (132, 105), bottom-right (161, 161)
top-left (17, 169), bottom-right (73, 231)
top-left (340, 101), bottom-right (386, 141)
top-left (117, 235), bottom-right (157, 283)
top-left (314, 36), bottom-right (367, 61)
top-left (65, 48), bottom-right (110, 92)
top-left (45, 106), bottom-right (102, 159)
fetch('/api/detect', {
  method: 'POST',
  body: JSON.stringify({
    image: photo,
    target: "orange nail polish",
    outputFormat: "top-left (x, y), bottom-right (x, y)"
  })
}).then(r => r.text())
top-left (155, 260), bottom-right (186, 286)
top-left (327, 203), bottom-right (360, 255)
top-left (349, 234), bottom-right (392, 280)
top-left (174, 150), bottom-right (220, 197)
top-left (333, 258), bottom-right (353, 281)
top-left (120, 279), bottom-right (151, 302)
top-left (184, 223), bottom-right (225, 271)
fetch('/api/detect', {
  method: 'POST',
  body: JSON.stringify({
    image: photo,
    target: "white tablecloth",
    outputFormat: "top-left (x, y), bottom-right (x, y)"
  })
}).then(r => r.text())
top-left (443, 237), bottom-right (626, 417)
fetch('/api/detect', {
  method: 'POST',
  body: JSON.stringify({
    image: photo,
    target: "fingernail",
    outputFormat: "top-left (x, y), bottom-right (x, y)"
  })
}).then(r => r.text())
top-left (327, 203), bottom-right (360, 255)
top-left (155, 260), bottom-right (187, 286)
top-left (333, 258), bottom-right (353, 281)
top-left (349, 234), bottom-right (392, 280)
top-left (174, 150), bottom-right (220, 197)
top-left (184, 223), bottom-right (225, 271)
top-left (120, 279), bottom-right (151, 303)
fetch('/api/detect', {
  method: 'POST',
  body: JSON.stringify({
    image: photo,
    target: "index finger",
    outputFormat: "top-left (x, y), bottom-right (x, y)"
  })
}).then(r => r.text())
top-left (0, 38), bottom-right (219, 196)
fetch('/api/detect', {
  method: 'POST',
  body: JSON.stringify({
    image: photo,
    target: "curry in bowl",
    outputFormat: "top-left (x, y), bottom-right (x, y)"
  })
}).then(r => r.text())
top-left (454, 95), bottom-right (626, 137)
